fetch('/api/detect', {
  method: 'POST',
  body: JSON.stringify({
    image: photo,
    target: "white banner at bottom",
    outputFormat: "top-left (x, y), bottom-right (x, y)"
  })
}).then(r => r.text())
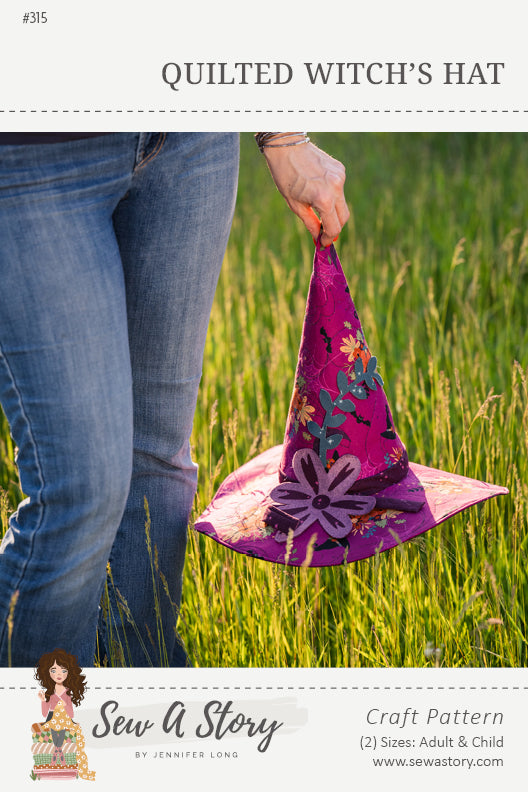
top-left (1, 668), bottom-right (524, 790)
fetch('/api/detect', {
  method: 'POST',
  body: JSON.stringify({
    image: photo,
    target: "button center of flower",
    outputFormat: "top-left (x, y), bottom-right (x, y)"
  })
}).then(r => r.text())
top-left (312, 494), bottom-right (331, 510)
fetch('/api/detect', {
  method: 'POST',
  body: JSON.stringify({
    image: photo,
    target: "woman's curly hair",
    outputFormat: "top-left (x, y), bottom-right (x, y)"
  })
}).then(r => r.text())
top-left (34, 649), bottom-right (87, 707)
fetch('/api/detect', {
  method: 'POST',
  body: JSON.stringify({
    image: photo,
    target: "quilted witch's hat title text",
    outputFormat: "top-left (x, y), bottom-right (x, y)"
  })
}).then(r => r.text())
top-left (161, 61), bottom-right (505, 90)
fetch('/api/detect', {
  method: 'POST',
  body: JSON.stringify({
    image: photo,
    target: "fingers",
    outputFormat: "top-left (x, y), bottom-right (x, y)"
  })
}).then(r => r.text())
top-left (319, 203), bottom-right (350, 246)
top-left (319, 221), bottom-right (339, 248)
top-left (309, 184), bottom-right (350, 246)
top-left (316, 199), bottom-right (345, 246)
top-left (293, 203), bottom-right (322, 241)
top-left (335, 187), bottom-right (351, 228)
top-left (315, 162), bottom-right (350, 245)
top-left (296, 155), bottom-right (349, 245)
top-left (293, 173), bottom-right (350, 245)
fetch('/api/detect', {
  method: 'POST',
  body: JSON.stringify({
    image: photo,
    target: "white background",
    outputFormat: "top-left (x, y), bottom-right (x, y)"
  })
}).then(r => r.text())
top-left (2, 668), bottom-right (526, 790)
top-left (0, 0), bottom-right (526, 129)
top-left (0, 2), bottom-right (526, 787)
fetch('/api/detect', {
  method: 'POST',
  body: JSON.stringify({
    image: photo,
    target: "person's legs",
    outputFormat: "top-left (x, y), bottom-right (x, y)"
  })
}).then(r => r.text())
top-left (0, 133), bottom-right (239, 666)
top-left (0, 135), bottom-right (137, 665)
top-left (103, 132), bottom-right (239, 665)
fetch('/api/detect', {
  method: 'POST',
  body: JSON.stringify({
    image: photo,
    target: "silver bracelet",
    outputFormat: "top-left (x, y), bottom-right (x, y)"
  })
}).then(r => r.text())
top-left (254, 132), bottom-right (308, 152)
top-left (261, 137), bottom-right (311, 150)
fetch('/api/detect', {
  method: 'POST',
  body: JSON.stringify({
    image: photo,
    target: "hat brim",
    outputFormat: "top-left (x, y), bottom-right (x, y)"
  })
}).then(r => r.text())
top-left (194, 445), bottom-right (508, 567)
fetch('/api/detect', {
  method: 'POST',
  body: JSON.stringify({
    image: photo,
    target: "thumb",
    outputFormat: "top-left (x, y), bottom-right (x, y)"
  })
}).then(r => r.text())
top-left (292, 203), bottom-right (322, 241)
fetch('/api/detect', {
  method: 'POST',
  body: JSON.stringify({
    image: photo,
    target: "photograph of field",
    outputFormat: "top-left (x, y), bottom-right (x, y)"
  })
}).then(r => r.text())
top-left (1, 132), bottom-right (527, 668)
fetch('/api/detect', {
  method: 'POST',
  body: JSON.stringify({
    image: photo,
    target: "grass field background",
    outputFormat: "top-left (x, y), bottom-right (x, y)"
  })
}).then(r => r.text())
top-left (1, 132), bottom-right (527, 667)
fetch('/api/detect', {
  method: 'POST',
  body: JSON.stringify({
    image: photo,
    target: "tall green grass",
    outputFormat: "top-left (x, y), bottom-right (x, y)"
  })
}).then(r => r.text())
top-left (1, 133), bottom-right (527, 667)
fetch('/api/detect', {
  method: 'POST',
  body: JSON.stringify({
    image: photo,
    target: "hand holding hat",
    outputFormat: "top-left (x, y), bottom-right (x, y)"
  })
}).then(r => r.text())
top-left (261, 134), bottom-right (350, 247)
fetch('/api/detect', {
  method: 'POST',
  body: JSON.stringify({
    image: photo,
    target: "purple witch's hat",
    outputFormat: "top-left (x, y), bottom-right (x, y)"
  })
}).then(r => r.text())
top-left (194, 242), bottom-right (508, 567)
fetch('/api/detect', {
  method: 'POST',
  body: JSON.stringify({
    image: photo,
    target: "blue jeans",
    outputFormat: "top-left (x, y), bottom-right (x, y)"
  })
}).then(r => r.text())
top-left (0, 132), bottom-right (239, 666)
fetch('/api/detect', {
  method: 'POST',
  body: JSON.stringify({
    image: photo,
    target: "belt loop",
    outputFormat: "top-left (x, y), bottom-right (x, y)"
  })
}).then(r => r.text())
top-left (134, 133), bottom-right (149, 167)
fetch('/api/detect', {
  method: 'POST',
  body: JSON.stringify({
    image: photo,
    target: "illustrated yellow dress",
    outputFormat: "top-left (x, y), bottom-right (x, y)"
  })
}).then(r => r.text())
top-left (31, 698), bottom-right (95, 781)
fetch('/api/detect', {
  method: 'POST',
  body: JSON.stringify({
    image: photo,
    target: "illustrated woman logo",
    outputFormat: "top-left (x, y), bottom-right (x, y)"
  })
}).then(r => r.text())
top-left (31, 649), bottom-right (95, 781)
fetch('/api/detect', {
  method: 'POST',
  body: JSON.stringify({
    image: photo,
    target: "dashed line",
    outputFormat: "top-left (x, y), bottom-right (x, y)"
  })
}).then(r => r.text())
top-left (1, 109), bottom-right (528, 114)
top-left (4, 685), bottom-right (528, 692)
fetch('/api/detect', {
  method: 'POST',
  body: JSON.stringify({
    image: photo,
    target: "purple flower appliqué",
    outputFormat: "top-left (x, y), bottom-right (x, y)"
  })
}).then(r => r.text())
top-left (270, 448), bottom-right (376, 540)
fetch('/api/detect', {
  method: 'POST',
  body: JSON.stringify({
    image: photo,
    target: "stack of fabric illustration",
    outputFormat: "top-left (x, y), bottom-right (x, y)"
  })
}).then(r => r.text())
top-left (31, 726), bottom-right (79, 780)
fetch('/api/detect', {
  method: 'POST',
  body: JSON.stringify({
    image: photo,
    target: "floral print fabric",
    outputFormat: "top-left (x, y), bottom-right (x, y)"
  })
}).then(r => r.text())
top-left (194, 244), bottom-right (508, 567)
top-left (281, 242), bottom-right (407, 484)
